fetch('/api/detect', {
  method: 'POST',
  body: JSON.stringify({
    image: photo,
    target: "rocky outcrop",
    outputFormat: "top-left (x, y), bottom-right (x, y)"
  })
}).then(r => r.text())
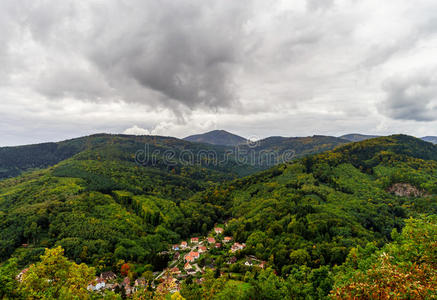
top-left (387, 183), bottom-right (426, 197)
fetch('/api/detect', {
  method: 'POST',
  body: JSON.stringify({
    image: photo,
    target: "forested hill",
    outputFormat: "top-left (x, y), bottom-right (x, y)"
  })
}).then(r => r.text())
top-left (184, 130), bottom-right (248, 146)
top-left (0, 133), bottom-right (349, 179)
top-left (0, 137), bottom-right (87, 179)
top-left (0, 134), bottom-right (256, 180)
top-left (339, 133), bottom-right (380, 142)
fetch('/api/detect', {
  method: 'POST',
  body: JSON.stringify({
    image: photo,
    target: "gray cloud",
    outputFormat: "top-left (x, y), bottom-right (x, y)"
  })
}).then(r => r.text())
top-left (379, 70), bottom-right (437, 121)
top-left (17, 0), bottom-right (253, 110)
top-left (2, 0), bottom-right (437, 146)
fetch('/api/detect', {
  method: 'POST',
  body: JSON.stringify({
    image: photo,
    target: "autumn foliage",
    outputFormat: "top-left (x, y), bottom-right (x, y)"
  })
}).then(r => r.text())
top-left (331, 216), bottom-right (437, 299)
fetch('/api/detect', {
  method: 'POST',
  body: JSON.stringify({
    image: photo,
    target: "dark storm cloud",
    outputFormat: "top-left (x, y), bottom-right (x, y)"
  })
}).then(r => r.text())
top-left (379, 70), bottom-right (437, 121)
top-left (19, 0), bottom-right (253, 110)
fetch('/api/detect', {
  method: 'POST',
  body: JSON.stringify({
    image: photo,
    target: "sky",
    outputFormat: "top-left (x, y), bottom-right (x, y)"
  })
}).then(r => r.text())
top-left (1, 0), bottom-right (437, 146)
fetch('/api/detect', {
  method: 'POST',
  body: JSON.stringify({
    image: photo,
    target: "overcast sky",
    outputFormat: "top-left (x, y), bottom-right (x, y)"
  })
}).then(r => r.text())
top-left (1, 0), bottom-right (437, 146)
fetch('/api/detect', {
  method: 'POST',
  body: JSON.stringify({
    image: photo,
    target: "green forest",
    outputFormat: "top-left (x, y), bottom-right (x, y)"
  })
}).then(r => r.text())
top-left (0, 134), bottom-right (436, 299)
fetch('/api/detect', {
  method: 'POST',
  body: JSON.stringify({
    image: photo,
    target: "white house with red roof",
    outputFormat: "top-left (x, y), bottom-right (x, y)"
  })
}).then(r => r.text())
top-left (223, 236), bottom-right (232, 243)
top-left (180, 241), bottom-right (188, 249)
top-left (188, 251), bottom-right (199, 259)
top-left (191, 237), bottom-right (199, 244)
top-left (198, 246), bottom-right (207, 253)
top-left (207, 237), bottom-right (216, 244)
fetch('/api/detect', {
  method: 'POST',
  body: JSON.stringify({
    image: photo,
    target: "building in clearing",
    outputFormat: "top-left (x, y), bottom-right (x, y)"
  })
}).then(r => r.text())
top-left (188, 251), bottom-right (199, 259)
top-left (214, 227), bottom-right (224, 234)
top-left (231, 242), bottom-right (246, 253)
top-left (184, 262), bottom-right (193, 271)
top-left (184, 254), bottom-right (194, 262)
top-left (191, 237), bottom-right (199, 243)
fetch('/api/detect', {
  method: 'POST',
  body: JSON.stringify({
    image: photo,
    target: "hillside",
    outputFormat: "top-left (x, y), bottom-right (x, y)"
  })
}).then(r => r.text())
top-left (0, 137), bottom-right (88, 179)
top-left (241, 135), bottom-right (348, 167)
top-left (184, 130), bottom-right (248, 146)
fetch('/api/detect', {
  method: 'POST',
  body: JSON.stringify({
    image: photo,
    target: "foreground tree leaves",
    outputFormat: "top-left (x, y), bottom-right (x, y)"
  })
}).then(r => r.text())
top-left (331, 216), bottom-right (437, 299)
top-left (19, 246), bottom-right (95, 299)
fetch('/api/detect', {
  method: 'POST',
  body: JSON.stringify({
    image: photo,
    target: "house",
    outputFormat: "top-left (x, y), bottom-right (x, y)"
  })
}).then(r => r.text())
top-left (87, 277), bottom-right (106, 291)
top-left (259, 261), bottom-right (266, 269)
top-left (170, 267), bottom-right (181, 275)
top-left (214, 227), bottom-right (224, 234)
top-left (191, 237), bottom-right (199, 243)
top-left (198, 246), bottom-right (207, 253)
top-left (188, 251), bottom-right (199, 259)
top-left (134, 277), bottom-right (146, 287)
top-left (184, 262), bottom-right (193, 271)
top-left (172, 244), bottom-right (180, 251)
top-left (184, 254), bottom-right (195, 262)
top-left (223, 236), bottom-right (232, 243)
top-left (231, 242), bottom-right (246, 253)
top-left (215, 243), bottom-right (221, 248)
top-left (16, 268), bottom-right (29, 282)
top-left (123, 277), bottom-right (131, 287)
top-left (245, 259), bottom-right (253, 266)
top-left (100, 271), bottom-right (117, 282)
top-left (174, 252), bottom-right (180, 260)
top-left (207, 237), bottom-right (216, 244)
top-left (180, 241), bottom-right (188, 249)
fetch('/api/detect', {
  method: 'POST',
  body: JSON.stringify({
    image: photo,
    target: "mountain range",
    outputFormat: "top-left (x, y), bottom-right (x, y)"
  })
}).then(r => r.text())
top-left (184, 129), bottom-right (437, 145)
top-left (2, 130), bottom-right (437, 180)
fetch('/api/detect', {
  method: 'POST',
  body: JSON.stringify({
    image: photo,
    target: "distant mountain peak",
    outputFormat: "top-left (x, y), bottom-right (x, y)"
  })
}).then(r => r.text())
top-left (421, 136), bottom-right (437, 144)
top-left (183, 130), bottom-right (248, 146)
top-left (339, 133), bottom-right (381, 142)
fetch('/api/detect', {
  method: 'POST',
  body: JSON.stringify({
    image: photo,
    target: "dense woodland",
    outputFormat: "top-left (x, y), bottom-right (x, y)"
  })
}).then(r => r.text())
top-left (0, 134), bottom-right (436, 299)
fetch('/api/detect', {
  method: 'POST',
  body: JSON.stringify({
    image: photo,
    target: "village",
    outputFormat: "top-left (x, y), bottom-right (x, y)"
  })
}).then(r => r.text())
top-left (85, 225), bottom-right (266, 296)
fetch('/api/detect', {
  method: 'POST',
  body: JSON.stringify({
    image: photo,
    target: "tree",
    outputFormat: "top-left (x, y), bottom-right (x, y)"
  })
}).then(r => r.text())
top-left (289, 249), bottom-right (310, 266)
top-left (332, 216), bottom-right (437, 299)
top-left (0, 258), bottom-right (19, 299)
top-left (19, 246), bottom-right (95, 299)
top-left (121, 263), bottom-right (131, 276)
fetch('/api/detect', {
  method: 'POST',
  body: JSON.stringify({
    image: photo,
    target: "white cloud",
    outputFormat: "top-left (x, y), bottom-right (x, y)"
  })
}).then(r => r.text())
top-left (123, 125), bottom-right (151, 136)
